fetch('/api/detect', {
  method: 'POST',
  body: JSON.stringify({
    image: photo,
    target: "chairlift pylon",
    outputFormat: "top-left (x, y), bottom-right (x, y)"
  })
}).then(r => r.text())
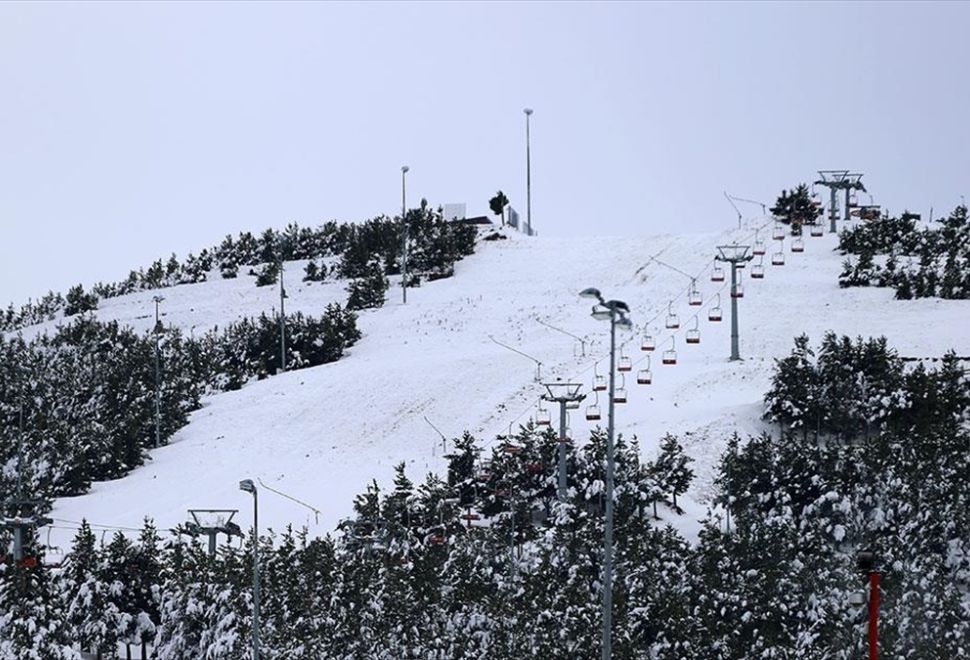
top-left (662, 337), bottom-right (677, 365)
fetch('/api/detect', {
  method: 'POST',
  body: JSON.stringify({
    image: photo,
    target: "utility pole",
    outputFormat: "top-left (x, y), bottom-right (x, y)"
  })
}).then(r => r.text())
top-left (278, 238), bottom-right (287, 373)
top-left (401, 165), bottom-right (409, 304)
top-left (715, 244), bottom-right (753, 361)
top-left (152, 295), bottom-right (164, 449)
top-left (524, 108), bottom-right (533, 236)
top-left (542, 381), bottom-right (585, 501)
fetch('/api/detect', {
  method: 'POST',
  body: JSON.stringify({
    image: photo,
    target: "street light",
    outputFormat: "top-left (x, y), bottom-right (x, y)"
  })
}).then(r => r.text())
top-left (579, 286), bottom-right (633, 660)
top-left (152, 295), bottom-right (165, 449)
top-left (524, 108), bottom-right (533, 236)
top-left (239, 479), bottom-right (260, 660)
top-left (401, 165), bottom-right (410, 304)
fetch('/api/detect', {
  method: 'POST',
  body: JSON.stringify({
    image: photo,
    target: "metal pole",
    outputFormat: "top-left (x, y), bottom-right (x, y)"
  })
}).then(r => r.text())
top-left (279, 258), bottom-right (286, 373)
top-left (154, 299), bottom-right (161, 449)
top-left (401, 166), bottom-right (409, 304)
top-left (601, 309), bottom-right (617, 660)
top-left (729, 262), bottom-right (740, 361)
top-left (844, 187), bottom-right (852, 228)
top-left (208, 532), bottom-right (217, 558)
top-left (252, 489), bottom-right (260, 660)
top-left (829, 187), bottom-right (838, 233)
top-left (525, 108), bottom-right (533, 236)
top-left (558, 400), bottom-right (568, 501)
top-left (868, 571), bottom-right (879, 660)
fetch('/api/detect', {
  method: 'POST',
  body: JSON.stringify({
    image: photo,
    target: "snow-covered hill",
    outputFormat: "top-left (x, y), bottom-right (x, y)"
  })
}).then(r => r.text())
top-left (39, 220), bottom-right (970, 553)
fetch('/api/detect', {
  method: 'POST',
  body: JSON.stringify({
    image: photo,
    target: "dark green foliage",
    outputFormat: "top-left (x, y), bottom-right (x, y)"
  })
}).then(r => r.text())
top-left (345, 260), bottom-right (388, 310)
top-left (254, 261), bottom-right (279, 287)
top-left (489, 190), bottom-right (509, 225)
top-left (0, 307), bottom-right (358, 505)
top-left (2, 210), bottom-right (477, 333)
top-left (770, 183), bottom-right (821, 234)
top-left (838, 204), bottom-right (970, 299)
top-left (64, 283), bottom-right (99, 316)
top-left (302, 259), bottom-right (327, 283)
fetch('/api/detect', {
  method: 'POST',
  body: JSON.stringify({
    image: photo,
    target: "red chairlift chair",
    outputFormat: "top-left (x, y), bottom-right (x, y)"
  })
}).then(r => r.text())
top-left (711, 262), bottom-right (725, 283)
top-left (662, 337), bottom-right (677, 365)
top-left (688, 280), bottom-right (702, 306)
top-left (686, 316), bottom-right (700, 345)
top-left (708, 293), bottom-right (723, 322)
top-left (665, 302), bottom-right (680, 330)
top-left (614, 374), bottom-right (628, 404)
top-left (637, 356), bottom-right (652, 385)
top-left (791, 237), bottom-right (805, 253)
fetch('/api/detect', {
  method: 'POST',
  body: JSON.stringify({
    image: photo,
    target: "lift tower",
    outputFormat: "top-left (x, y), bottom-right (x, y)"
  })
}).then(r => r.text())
top-left (814, 170), bottom-right (866, 233)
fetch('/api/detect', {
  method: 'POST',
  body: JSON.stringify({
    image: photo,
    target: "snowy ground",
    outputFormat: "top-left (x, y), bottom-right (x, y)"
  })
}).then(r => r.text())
top-left (32, 220), bottom-right (970, 554)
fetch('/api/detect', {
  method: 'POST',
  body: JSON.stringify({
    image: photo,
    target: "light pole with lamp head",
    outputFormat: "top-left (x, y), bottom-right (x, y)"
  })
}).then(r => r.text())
top-left (524, 108), bottom-right (533, 236)
top-left (579, 286), bottom-right (632, 660)
top-left (239, 479), bottom-right (260, 660)
top-left (401, 165), bottom-right (410, 304)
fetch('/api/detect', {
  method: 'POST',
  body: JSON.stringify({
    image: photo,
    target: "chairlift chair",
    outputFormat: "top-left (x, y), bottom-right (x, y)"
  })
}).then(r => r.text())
top-left (711, 262), bottom-right (725, 283)
top-left (772, 222), bottom-right (785, 241)
top-left (662, 337), bottom-right (677, 365)
top-left (593, 363), bottom-right (607, 392)
top-left (708, 293), bottom-right (723, 322)
top-left (686, 316), bottom-right (700, 345)
top-left (665, 302), bottom-right (680, 329)
top-left (617, 344), bottom-right (633, 372)
top-left (731, 272), bottom-right (745, 299)
top-left (637, 356), bottom-right (652, 385)
top-left (641, 333), bottom-right (656, 352)
top-left (771, 250), bottom-right (785, 266)
top-left (750, 255), bottom-right (765, 280)
top-left (791, 237), bottom-right (805, 253)
top-left (753, 233), bottom-right (767, 256)
top-left (810, 222), bottom-right (824, 238)
top-left (614, 374), bottom-right (627, 404)
top-left (688, 280), bottom-right (702, 306)
top-left (535, 404), bottom-right (552, 426)
top-left (586, 392), bottom-right (602, 421)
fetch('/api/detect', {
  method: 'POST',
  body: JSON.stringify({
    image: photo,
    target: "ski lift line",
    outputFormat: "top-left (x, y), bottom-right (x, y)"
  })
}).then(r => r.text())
top-left (257, 478), bottom-right (322, 525)
top-left (488, 336), bottom-right (543, 378)
top-left (423, 416), bottom-right (448, 443)
top-left (49, 517), bottom-right (145, 533)
top-left (535, 318), bottom-right (588, 356)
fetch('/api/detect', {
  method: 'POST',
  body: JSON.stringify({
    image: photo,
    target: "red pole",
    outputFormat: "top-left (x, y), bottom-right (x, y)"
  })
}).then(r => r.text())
top-left (868, 571), bottom-right (879, 660)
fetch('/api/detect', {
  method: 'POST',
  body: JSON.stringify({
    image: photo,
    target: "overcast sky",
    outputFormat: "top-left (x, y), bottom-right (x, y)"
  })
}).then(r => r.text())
top-left (1, 1), bottom-right (967, 306)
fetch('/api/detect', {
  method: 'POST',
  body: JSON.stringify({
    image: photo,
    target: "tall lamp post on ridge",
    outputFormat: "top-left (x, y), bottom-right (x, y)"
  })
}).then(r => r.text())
top-left (239, 479), bottom-right (260, 660)
top-left (401, 165), bottom-right (410, 304)
top-left (579, 287), bottom-right (633, 660)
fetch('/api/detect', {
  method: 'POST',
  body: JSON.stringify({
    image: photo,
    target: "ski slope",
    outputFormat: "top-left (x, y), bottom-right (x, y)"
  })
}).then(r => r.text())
top-left (38, 221), bottom-right (970, 553)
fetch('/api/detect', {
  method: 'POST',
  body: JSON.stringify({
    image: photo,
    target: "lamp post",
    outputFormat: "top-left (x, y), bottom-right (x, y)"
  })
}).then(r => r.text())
top-left (524, 108), bottom-right (533, 236)
top-left (239, 479), bottom-right (260, 660)
top-left (579, 287), bottom-right (633, 660)
top-left (401, 165), bottom-right (409, 304)
top-left (152, 295), bottom-right (165, 449)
